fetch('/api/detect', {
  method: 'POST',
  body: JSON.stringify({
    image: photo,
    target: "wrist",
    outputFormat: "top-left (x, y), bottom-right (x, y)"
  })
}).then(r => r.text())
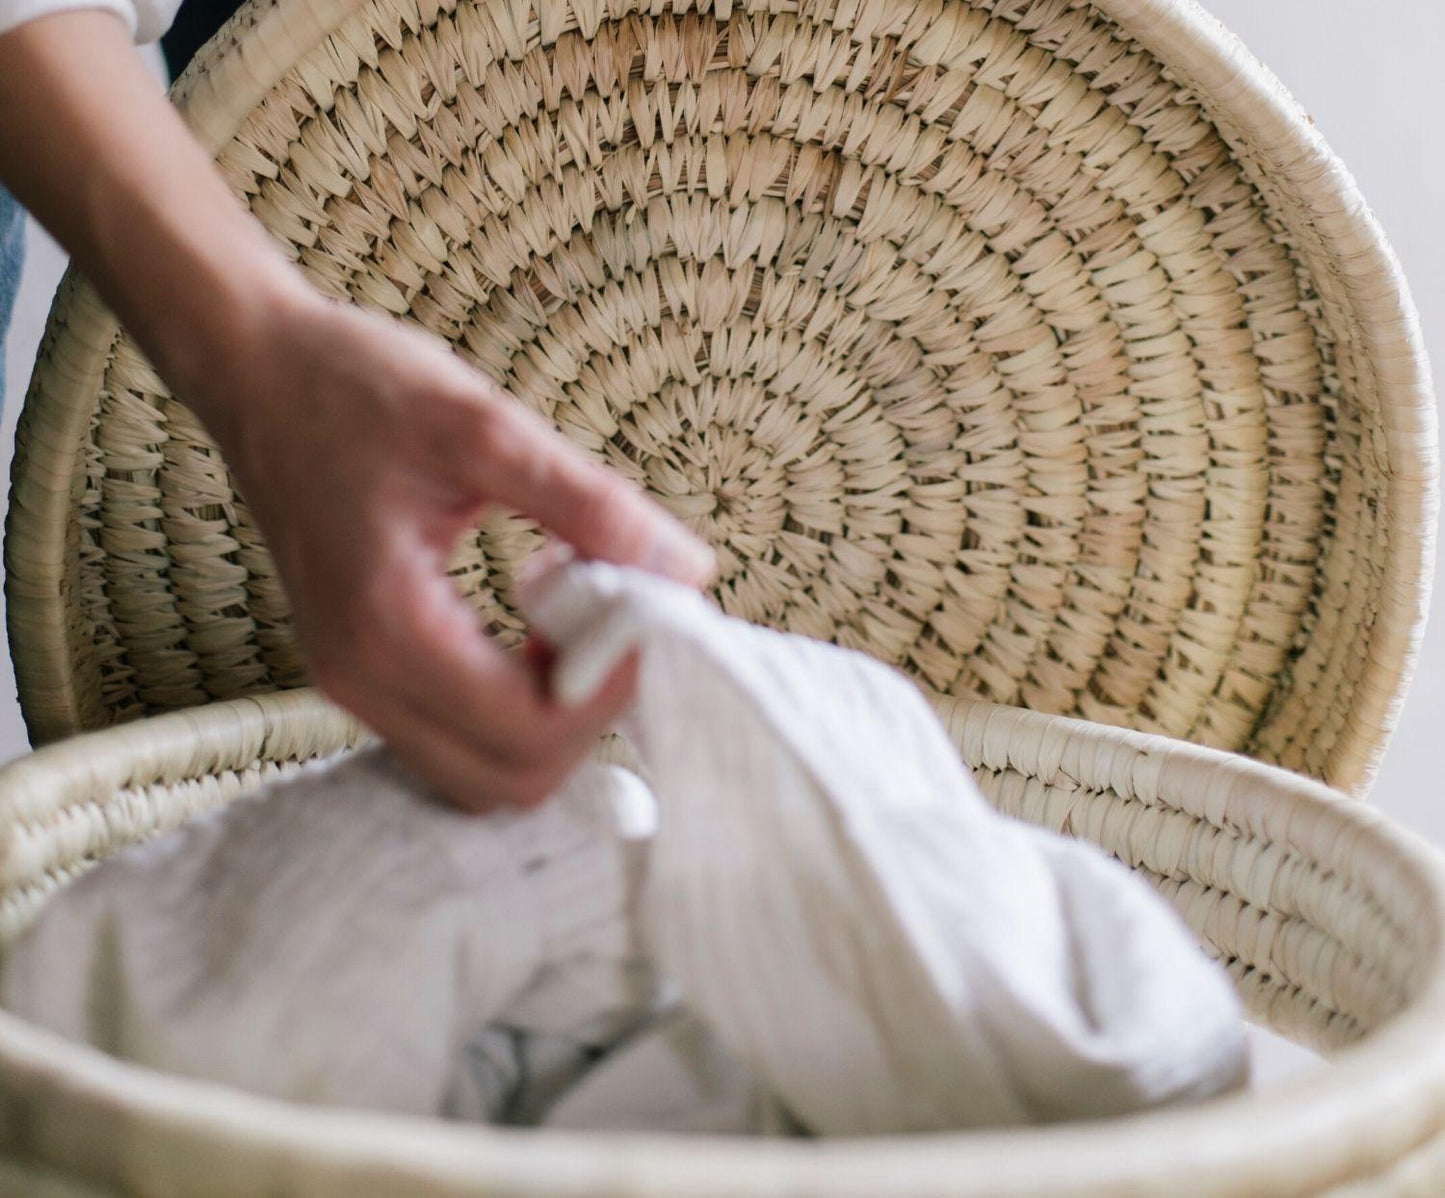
top-left (151, 254), bottom-right (324, 448)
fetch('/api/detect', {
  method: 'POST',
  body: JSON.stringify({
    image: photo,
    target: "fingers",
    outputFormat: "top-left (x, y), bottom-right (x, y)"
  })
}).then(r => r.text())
top-left (324, 645), bottom-right (633, 811)
top-left (440, 380), bottom-right (716, 588)
top-left (245, 316), bottom-right (674, 812)
top-left (312, 541), bottom-right (638, 811)
top-left (346, 690), bottom-right (561, 811)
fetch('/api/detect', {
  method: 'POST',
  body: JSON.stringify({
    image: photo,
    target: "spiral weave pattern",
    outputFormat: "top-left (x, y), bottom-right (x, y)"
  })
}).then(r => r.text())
top-left (7, 0), bottom-right (1434, 792)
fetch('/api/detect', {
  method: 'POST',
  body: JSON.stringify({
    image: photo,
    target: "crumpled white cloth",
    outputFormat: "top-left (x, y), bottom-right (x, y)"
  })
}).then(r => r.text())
top-left (521, 559), bottom-right (1249, 1132)
top-left (0, 0), bottom-right (179, 47)
top-left (2, 748), bottom-right (659, 1118)
top-left (2, 557), bottom-right (1248, 1134)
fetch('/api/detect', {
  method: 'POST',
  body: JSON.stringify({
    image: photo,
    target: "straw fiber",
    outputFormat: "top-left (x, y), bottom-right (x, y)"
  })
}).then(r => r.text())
top-left (0, 690), bottom-right (1443, 1194)
top-left (6, 0), bottom-right (1435, 793)
top-left (1, 2), bottom-right (1440, 1188)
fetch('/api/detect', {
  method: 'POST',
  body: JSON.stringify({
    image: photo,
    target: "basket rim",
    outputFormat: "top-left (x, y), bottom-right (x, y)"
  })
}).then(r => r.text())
top-left (3, 0), bottom-right (1436, 791)
top-left (1, 690), bottom-right (1445, 1195)
top-left (1100, 0), bottom-right (1439, 795)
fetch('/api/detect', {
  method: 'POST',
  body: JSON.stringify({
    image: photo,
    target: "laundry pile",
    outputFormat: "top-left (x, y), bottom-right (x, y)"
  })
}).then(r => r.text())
top-left (2, 557), bottom-right (1249, 1134)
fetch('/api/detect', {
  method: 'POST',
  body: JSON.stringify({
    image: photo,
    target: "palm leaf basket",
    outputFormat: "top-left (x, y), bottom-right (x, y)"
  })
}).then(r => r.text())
top-left (6, 0), bottom-right (1437, 792)
top-left (1, 692), bottom-right (1445, 1196)
top-left (0, 0), bottom-right (1442, 1192)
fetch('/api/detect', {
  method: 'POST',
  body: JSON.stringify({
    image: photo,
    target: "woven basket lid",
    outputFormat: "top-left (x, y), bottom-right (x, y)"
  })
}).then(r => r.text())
top-left (5, 0), bottom-right (1436, 792)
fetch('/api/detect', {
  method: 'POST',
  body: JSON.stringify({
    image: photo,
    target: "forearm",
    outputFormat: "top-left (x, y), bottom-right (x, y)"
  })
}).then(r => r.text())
top-left (0, 10), bottom-right (314, 436)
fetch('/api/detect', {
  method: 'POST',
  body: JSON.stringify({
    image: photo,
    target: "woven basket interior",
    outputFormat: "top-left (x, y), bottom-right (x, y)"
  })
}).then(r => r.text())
top-left (11, 0), bottom-right (1427, 791)
top-left (3, 689), bottom-right (1445, 1197)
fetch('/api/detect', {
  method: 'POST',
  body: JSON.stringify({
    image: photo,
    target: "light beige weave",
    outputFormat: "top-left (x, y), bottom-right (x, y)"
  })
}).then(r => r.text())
top-left (0, 689), bottom-right (1442, 1196)
top-left (1, 0), bottom-right (1441, 1187)
top-left (5, 0), bottom-right (1436, 793)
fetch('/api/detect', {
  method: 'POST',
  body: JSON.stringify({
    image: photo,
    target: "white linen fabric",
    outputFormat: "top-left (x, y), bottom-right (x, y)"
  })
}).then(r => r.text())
top-left (541, 1010), bottom-right (791, 1135)
top-left (0, 0), bottom-right (179, 45)
top-left (2, 748), bottom-right (659, 1117)
top-left (521, 558), bottom-right (1249, 1133)
top-left (2, 556), bottom-right (1248, 1134)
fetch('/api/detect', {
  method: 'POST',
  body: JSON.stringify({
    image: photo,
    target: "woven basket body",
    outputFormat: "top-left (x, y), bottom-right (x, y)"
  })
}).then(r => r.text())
top-left (5, 0), bottom-right (1436, 793)
top-left (0, 690), bottom-right (1443, 1196)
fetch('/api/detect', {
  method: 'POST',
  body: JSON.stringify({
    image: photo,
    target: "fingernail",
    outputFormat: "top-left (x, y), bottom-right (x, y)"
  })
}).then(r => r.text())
top-left (518, 541), bottom-right (575, 594)
top-left (648, 524), bottom-right (716, 587)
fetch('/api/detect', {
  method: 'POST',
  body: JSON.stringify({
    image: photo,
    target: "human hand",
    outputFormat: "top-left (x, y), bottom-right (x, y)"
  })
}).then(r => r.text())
top-left (0, 12), bottom-right (715, 808)
top-left (186, 288), bottom-right (714, 810)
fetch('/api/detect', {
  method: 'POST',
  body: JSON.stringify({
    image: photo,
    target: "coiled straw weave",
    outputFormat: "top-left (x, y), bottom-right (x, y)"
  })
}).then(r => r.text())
top-left (5, 0), bottom-right (1436, 793)
top-left (0, 689), bottom-right (1444, 1195)
top-left (0, 1), bottom-right (1440, 1188)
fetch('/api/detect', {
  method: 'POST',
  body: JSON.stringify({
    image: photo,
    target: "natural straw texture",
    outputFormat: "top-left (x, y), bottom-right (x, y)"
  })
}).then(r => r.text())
top-left (0, 688), bottom-right (1443, 1195)
top-left (5, 0), bottom-right (1436, 793)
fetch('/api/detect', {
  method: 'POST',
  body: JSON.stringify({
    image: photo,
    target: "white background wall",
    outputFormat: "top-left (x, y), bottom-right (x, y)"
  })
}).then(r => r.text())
top-left (1, 0), bottom-right (1440, 1080)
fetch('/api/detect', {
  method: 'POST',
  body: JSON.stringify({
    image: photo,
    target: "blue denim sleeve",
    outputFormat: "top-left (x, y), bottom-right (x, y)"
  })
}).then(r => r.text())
top-left (0, 185), bottom-right (27, 414)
